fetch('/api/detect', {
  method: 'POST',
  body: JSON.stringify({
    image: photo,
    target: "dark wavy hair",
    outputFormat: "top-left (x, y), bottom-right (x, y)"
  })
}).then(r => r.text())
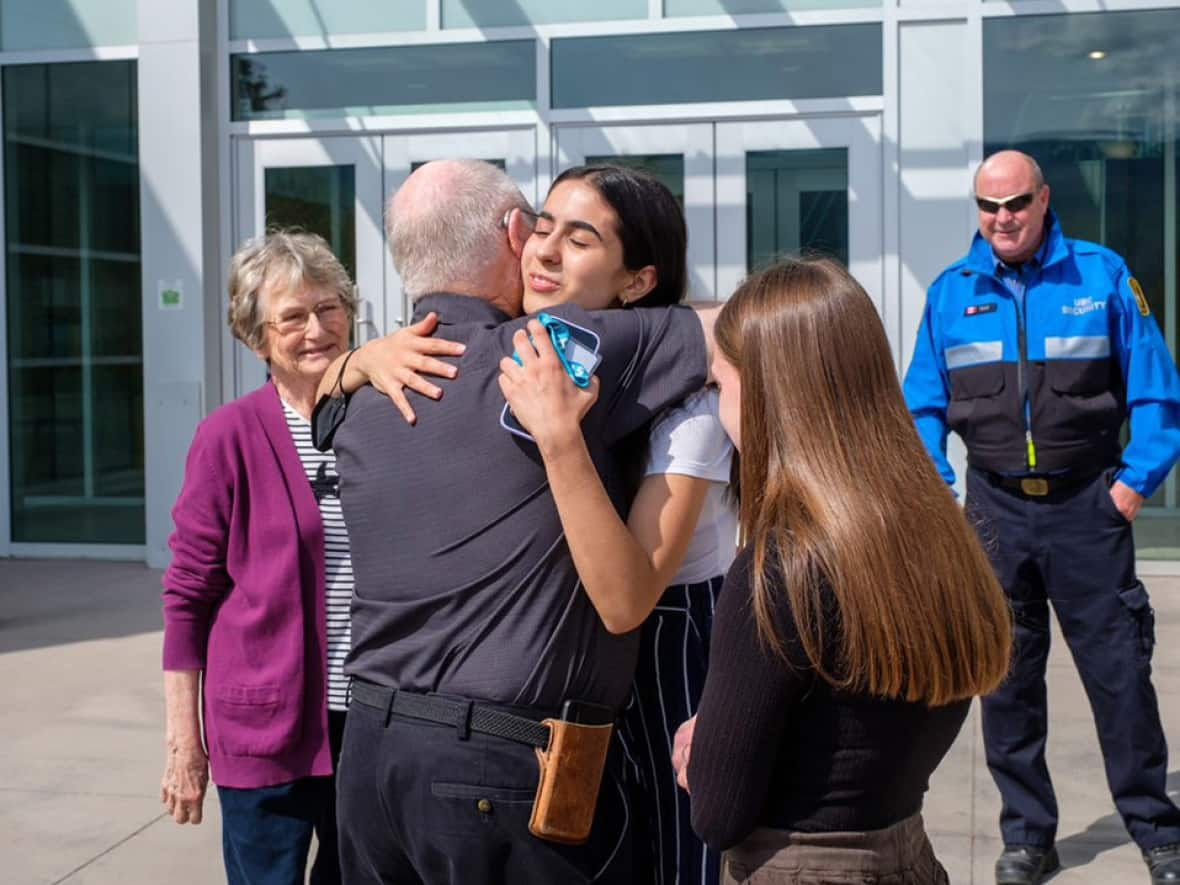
top-left (549, 164), bottom-right (688, 307)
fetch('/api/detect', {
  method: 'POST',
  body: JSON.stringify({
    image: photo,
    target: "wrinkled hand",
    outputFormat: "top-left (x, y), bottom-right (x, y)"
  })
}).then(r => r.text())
top-left (672, 715), bottom-right (696, 793)
top-left (357, 312), bottom-right (466, 424)
top-left (498, 320), bottom-right (599, 452)
top-left (161, 742), bottom-right (209, 824)
top-left (1109, 480), bottom-right (1144, 522)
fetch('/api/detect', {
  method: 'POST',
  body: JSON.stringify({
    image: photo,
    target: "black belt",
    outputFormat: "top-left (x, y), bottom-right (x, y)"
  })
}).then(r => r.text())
top-left (350, 680), bottom-right (551, 749)
top-left (978, 467), bottom-right (1103, 498)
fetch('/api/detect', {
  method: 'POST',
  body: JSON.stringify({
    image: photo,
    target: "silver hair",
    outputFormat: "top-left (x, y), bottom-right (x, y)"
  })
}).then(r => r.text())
top-left (973, 150), bottom-right (1046, 193)
top-left (227, 229), bottom-right (356, 350)
top-left (387, 160), bottom-right (530, 301)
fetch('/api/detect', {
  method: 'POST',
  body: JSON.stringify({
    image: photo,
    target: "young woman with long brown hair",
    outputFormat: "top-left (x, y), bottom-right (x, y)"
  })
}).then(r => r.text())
top-left (672, 256), bottom-right (1012, 884)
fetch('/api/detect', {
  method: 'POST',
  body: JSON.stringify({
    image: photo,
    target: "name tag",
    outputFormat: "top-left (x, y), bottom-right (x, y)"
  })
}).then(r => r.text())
top-left (964, 303), bottom-right (997, 317)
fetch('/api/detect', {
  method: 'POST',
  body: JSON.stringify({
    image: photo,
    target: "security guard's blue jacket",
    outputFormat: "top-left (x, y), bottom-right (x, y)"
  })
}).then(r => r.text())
top-left (903, 211), bottom-right (1180, 498)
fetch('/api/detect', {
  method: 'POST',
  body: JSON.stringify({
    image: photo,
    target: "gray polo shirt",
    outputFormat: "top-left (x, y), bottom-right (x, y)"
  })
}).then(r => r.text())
top-left (332, 293), bottom-right (708, 710)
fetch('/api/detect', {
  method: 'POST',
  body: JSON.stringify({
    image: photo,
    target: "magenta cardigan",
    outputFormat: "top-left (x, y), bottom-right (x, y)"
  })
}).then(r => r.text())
top-left (162, 382), bottom-right (331, 789)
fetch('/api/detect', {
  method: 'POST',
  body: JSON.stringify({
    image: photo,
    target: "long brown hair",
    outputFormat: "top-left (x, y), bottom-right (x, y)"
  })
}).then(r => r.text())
top-left (714, 257), bottom-right (1011, 706)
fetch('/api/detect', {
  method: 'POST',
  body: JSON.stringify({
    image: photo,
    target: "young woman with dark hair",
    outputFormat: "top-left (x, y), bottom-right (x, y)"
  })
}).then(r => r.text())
top-left (538, 164), bottom-right (689, 308)
top-left (671, 257), bottom-right (1013, 885)
top-left (506, 164), bottom-right (735, 885)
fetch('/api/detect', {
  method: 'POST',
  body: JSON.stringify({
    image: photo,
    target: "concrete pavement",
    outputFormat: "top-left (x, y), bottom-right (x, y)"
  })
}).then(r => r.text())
top-left (1, 557), bottom-right (1178, 883)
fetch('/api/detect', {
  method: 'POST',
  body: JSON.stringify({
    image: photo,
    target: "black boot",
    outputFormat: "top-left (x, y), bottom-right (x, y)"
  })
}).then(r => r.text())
top-left (1145, 844), bottom-right (1180, 884)
top-left (995, 845), bottom-right (1060, 885)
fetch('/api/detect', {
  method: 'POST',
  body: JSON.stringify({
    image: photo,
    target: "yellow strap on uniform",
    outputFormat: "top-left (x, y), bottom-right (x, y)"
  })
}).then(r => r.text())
top-left (1026, 433), bottom-right (1038, 470)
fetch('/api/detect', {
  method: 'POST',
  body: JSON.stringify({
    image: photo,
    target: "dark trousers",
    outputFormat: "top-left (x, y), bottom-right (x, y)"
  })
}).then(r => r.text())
top-left (218, 709), bottom-right (347, 885)
top-left (337, 692), bottom-right (633, 884)
top-left (619, 577), bottom-right (724, 885)
top-left (967, 467), bottom-right (1180, 851)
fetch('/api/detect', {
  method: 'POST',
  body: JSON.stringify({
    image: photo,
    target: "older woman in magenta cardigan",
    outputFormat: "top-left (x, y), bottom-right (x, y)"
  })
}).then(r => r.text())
top-left (160, 231), bottom-right (359, 885)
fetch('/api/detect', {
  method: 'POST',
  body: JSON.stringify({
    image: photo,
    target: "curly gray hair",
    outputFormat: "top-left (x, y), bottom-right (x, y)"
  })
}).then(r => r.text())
top-left (227, 230), bottom-right (357, 350)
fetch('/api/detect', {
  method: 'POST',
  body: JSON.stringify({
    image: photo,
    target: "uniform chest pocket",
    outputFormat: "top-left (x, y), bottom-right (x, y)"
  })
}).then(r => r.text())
top-left (1046, 357), bottom-right (1111, 396)
top-left (947, 364), bottom-right (1012, 446)
top-left (949, 366), bottom-right (1005, 400)
top-left (944, 340), bottom-right (1004, 400)
top-left (1036, 357), bottom-right (1120, 443)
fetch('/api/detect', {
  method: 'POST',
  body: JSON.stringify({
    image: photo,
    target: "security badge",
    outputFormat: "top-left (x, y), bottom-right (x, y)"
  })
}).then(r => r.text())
top-left (1129, 277), bottom-right (1151, 316)
top-left (964, 303), bottom-right (997, 317)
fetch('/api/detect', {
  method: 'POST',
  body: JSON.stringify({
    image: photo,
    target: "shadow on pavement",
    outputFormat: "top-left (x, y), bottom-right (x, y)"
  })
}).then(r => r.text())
top-left (1055, 770), bottom-right (1180, 868)
top-left (0, 559), bottom-right (165, 653)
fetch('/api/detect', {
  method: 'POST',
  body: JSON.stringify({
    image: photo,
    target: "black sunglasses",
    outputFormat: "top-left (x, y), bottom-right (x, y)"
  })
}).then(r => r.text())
top-left (975, 191), bottom-right (1036, 214)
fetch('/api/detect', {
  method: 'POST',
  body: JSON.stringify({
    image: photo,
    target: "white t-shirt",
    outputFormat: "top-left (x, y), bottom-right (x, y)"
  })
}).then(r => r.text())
top-left (643, 387), bottom-right (739, 585)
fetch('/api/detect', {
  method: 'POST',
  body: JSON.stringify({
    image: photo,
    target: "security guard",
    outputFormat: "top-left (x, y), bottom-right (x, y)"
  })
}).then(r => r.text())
top-left (904, 150), bottom-right (1180, 885)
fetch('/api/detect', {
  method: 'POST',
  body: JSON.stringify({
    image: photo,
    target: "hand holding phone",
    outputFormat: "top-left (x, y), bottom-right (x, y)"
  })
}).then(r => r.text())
top-left (499, 314), bottom-right (603, 444)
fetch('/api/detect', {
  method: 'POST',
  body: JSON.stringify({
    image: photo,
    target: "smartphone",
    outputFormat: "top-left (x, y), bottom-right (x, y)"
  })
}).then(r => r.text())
top-left (560, 699), bottom-right (615, 726)
top-left (500, 315), bottom-right (603, 443)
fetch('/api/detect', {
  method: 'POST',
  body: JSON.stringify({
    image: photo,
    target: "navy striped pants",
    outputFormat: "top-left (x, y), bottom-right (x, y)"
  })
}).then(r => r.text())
top-left (618, 576), bottom-right (724, 885)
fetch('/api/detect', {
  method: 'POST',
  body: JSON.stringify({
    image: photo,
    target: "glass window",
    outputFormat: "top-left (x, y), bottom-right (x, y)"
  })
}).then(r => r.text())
top-left (5, 61), bottom-right (143, 544)
top-left (229, 0), bottom-right (425, 41)
top-left (265, 166), bottom-right (357, 282)
top-left (667, 0), bottom-right (877, 13)
top-left (232, 41), bottom-right (536, 121)
top-left (984, 8), bottom-right (1180, 555)
top-left (747, 149), bottom-right (849, 271)
top-left (443, 0), bottom-right (645, 29)
top-left (583, 155), bottom-right (686, 207)
top-left (551, 24), bottom-right (881, 109)
top-left (1, 0), bottom-right (136, 51)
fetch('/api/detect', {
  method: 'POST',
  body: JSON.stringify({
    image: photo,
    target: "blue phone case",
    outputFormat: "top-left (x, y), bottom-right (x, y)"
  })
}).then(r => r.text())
top-left (501, 316), bottom-right (602, 443)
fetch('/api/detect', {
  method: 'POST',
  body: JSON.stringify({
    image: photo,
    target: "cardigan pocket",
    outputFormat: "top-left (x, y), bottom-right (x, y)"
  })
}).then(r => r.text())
top-left (209, 682), bottom-right (298, 757)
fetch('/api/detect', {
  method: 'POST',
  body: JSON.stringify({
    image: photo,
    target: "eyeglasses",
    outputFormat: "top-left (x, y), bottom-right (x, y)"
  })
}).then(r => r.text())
top-left (265, 300), bottom-right (346, 336)
top-left (975, 191), bottom-right (1037, 215)
top-left (500, 207), bottom-right (540, 230)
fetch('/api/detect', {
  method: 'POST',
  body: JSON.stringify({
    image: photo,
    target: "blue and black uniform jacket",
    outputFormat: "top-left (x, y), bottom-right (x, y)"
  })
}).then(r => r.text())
top-left (903, 211), bottom-right (1180, 498)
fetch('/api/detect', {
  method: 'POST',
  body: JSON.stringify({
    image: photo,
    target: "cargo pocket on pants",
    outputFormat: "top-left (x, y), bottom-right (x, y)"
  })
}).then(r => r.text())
top-left (1117, 581), bottom-right (1156, 662)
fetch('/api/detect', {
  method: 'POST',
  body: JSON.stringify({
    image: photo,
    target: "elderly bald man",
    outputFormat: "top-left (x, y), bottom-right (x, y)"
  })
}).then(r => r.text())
top-left (904, 150), bottom-right (1180, 885)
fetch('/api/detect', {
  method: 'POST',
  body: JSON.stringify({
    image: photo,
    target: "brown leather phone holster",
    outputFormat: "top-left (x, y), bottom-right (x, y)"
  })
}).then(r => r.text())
top-left (528, 718), bottom-right (614, 844)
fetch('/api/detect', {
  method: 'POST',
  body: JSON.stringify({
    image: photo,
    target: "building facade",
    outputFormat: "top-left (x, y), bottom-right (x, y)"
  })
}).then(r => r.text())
top-left (2, 0), bottom-right (1179, 567)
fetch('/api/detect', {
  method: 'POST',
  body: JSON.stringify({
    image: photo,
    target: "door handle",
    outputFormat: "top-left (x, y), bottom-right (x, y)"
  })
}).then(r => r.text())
top-left (351, 285), bottom-right (382, 343)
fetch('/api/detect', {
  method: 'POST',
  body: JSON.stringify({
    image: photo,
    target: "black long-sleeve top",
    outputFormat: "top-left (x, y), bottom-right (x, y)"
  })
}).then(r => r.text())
top-left (687, 545), bottom-right (971, 851)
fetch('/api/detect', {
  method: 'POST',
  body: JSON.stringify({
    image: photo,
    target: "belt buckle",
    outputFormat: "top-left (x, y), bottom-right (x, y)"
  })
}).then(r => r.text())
top-left (1020, 477), bottom-right (1050, 497)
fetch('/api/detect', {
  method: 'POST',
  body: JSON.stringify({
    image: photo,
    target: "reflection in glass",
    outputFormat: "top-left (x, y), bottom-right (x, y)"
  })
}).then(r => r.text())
top-left (666, 0), bottom-right (876, 12)
top-left (984, 8), bottom-right (1180, 552)
top-left (4, 61), bottom-right (143, 543)
top-left (232, 42), bottom-right (536, 121)
top-left (747, 149), bottom-right (849, 272)
top-left (552, 24), bottom-right (881, 109)
top-left (265, 166), bottom-right (357, 283)
top-left (229, 0), bottom-right (425, 41)
top-left (443, 0), bottom-right (644, 28)
top-left (584, 155), bottom-right (685, 207)
top-left (1, 0), bottom-right (137, 52)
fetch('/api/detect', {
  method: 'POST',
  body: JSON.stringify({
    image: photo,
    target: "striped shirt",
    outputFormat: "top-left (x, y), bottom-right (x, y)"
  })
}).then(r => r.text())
top-left (283, 400), bottom-right (353, 712)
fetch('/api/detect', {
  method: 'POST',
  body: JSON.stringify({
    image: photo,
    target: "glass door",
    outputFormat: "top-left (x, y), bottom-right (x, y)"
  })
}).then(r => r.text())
top-left (234, 136), bottom-right (385, 397)
top-left (235, 130), bottom-right (537, 398)
top-left (382, 128), bottom-right (536, 329)
top-left (555, 123), bottom-right (716, 299)
top-left (716, 117), bottom-right (883, 307)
